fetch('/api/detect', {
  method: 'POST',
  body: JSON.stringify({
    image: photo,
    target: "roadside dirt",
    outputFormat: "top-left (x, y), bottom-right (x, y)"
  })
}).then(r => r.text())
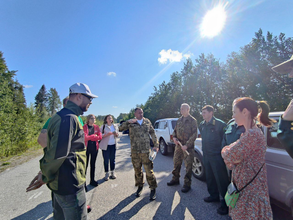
top-left (0, 147), bottom-right (43, 173)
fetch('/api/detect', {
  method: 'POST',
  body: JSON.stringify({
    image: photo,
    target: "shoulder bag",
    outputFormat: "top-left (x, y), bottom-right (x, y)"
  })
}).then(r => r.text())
top-left (225, 163), bottom-right (264, 209)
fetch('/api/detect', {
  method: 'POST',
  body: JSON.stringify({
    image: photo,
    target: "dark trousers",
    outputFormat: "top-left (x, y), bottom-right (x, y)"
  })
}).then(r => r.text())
top-left (203, 154), bottom-right (230, 208)
top-left (86, 145), bottom-right (98, 182)
top-left (52, 188), bottom-right (87, 220)
top-left (102, 144), bottom-right (116, 172)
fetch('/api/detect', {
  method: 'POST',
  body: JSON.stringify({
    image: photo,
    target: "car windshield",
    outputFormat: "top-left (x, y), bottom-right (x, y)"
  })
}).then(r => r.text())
top-left (171, 120), bottom-right (177, 129)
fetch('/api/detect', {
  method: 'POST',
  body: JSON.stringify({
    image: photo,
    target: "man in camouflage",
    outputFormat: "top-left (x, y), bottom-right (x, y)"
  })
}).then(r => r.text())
top-left (167, 103), bottom-right (198, 193)
top-left (119, 107), bottom-right (159, 200)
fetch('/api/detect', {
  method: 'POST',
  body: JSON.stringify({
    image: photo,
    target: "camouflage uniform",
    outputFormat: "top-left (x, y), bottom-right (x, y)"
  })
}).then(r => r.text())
top-left (172, 115), bottom-right (198, 187)
top-left (119, 117), bottom-right (158, 189)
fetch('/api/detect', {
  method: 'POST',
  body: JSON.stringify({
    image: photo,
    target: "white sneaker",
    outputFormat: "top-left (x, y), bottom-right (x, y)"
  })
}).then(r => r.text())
top-left (104, 172), bottom-right (109, 181)
top-left (110, 171), bottom-right (116, 179)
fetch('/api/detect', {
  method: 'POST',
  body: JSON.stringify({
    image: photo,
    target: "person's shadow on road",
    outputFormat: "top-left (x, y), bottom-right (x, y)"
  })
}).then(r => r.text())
top-left (12, 201), bottom-right (52, 220)
top-left (153, 173), bottom-right (231, 220)
top-left (97, 194), bottom-right (150, 220)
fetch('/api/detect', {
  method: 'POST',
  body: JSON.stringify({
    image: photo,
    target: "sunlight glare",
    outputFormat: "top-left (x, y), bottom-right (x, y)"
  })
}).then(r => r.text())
top-left (200, 3), bottom-right (227, 38)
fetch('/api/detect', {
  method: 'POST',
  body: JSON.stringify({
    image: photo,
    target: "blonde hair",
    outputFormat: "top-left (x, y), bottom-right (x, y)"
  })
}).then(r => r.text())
top-left (86, 114), bottom-right (95, 124)
top-left (181, 103), bottom-right (190, 110)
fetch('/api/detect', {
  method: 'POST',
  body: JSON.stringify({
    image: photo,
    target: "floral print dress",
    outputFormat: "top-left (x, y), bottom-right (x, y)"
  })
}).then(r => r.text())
top-left (221, 126), bottom-right (273, 220)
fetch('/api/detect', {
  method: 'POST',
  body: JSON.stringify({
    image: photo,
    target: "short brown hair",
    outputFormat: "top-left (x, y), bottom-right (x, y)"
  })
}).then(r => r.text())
top-left (63, 96), bottom-right (69, 106)
top-left (134, 107), bottom-right (143, 112)
top-left (202, 105), bottom-right (214, 112)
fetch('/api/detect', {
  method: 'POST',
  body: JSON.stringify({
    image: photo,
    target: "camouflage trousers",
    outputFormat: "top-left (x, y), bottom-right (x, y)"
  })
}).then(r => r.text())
top-left (172, 145), bottom-right (195, 187)
top-left (131, 152), bottom-right (157, 189)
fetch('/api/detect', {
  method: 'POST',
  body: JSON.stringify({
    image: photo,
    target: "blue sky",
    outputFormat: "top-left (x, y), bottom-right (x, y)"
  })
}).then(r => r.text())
top-left (0, 0), bottom-right (292, 118)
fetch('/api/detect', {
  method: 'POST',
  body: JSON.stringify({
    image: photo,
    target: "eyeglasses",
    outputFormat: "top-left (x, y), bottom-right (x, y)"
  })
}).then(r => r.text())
top-left (90, 117), bottom-right (95, 120)
top-left (82, 94), bottom-right (93, 102)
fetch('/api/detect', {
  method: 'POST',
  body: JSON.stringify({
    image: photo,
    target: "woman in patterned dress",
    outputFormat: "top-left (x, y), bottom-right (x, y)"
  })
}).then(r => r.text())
top-left (221, 97), bottom-right (274, 220)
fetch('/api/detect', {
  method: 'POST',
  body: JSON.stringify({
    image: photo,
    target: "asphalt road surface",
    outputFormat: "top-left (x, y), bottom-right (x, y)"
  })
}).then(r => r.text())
top-left (0, 133), bottom-right (292, 220)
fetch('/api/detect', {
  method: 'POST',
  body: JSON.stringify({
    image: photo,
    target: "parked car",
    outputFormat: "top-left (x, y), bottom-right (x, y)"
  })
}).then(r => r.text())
top-left (264, 112), bottom-right (293, 214)
top-left (154, 118), bottom-right (205, 180)
top-left (154, 118), bottom-right (178, 155)
top-left (194, 112), bottom-right (293, 213)
top-left (192, 138), bottom-right (205, 181)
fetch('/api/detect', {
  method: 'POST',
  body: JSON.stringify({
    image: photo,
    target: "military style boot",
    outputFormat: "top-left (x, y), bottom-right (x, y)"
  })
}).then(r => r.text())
top-left (136, 186), bottom-right (143, 197)
top-left (150, 189), bottom-right (156, 201)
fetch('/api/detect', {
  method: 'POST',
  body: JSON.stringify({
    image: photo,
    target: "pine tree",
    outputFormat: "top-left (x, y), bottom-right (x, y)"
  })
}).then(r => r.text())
top-left (47, 88), bottom-right (61, 116)
top-left (35, 84), bottom-right (48, 121)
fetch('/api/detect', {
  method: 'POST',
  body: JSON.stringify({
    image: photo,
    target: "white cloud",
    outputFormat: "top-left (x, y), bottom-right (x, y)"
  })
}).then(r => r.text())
top-left (107, 72), bottom-right (117, 77)
top-left (183, 52), bottom-right (193, 59)
top-left (112, 106), bottom-right (118, 108)
top-left (158, 49), bottom-right (193, 64)
top-left (23, 85), bottom-right (33, 88)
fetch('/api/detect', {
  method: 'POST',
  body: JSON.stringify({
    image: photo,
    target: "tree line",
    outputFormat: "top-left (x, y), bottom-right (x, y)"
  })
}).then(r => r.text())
top-left (123, 29), bottom-right (293, 124)
top-left (0, 52), bottom-right (117, 158)
top-left (1, 29), bottom-right (292, 158)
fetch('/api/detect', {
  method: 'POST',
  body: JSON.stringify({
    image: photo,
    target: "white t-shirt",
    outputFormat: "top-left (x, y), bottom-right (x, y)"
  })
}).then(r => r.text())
top-left (137, 119), bottom-right (143, 125)
top-left (107, 124), bottom-right (116, 145)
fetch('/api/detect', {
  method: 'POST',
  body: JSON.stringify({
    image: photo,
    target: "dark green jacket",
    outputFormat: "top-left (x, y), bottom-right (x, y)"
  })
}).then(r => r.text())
top-left (199, 117), bottom-right (226, 156)
top-left (278, 117), bottom-right (293, 158)
top-left (119, 117), bottom-right (158, 153)
top-left (172, 115), bottom-right (198, 150)
top-left (221, 120), bottom-right (245, 149)
top-left (40, 101), bottom-right (87, 195)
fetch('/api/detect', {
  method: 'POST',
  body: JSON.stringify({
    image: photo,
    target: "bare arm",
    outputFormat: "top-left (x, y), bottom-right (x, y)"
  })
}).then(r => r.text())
top-left (37, 129), bottom-right (47, 148)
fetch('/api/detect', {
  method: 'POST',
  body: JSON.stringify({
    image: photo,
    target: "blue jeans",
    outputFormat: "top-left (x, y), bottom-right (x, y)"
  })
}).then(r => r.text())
top-left (53, 188), bottom-right (87, 220)
top-left (102, 144), bottom-right (116, 172)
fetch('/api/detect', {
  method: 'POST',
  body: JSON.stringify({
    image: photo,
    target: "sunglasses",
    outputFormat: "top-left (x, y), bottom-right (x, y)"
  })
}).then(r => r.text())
top-left (82, 94), bottom-right (93, 102)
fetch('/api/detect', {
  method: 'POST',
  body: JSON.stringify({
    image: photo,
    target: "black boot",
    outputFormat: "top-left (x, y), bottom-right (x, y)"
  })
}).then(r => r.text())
top-left (167, 179), bottom-right (180, 186)
top-left (181, 185), bottom-right (191, 193)
top-left (150, 189), bottom-right (156, 201)
top-left (136, 186), bottom-right (143, 197)
top-left (217, 206), bottom-right (228, 215)
top-left (90, 180), bottom-right (98, 187)
top-left (204, 196), bottom-right (220, 203)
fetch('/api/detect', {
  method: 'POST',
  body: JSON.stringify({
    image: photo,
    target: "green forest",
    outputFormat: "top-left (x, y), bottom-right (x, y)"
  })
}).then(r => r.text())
top-left (123, 29), bottom-right (293, 124)
top-left (0, 29), bottom-right (292, 158)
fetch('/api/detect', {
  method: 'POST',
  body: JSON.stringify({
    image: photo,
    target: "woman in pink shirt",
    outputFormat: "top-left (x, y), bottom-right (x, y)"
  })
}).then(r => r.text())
top-left (83, 114), bottom-right (102, 187)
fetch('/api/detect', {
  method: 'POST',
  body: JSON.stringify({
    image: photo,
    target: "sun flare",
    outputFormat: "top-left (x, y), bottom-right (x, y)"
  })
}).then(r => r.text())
top-left (200, 3), bottom-right (227, 38)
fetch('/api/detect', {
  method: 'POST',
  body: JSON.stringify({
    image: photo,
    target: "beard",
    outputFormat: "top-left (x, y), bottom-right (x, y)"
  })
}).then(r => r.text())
top-left (80, 101), bottom-right (90, 112)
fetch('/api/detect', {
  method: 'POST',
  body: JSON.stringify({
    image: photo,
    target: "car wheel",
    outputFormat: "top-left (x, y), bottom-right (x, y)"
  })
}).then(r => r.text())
top-left (192, 152), bottom-right (205, 180)
top-left (159, 139), bottom-right (168, 156)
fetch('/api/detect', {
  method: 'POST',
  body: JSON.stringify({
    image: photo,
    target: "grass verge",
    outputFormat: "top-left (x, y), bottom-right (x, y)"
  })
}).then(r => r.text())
top-left (0, 145), bottom-right (43, 173)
